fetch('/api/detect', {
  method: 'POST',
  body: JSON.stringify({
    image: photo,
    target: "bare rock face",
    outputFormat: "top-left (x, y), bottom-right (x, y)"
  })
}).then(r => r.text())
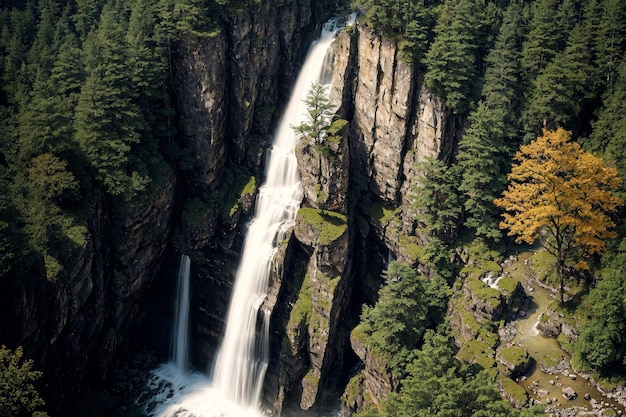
top-left (344, 326), bottom-right (397, 413)
top-left (175, 32), bottom-right (229, 199)
top-left (269, 208), bottom-right (352, 412)
top-left (296, 120), bottom-right (350, 213)
top-left (350, 25), bottom-right (416, 202)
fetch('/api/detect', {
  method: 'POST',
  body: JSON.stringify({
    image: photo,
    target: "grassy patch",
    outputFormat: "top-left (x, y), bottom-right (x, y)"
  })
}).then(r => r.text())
top-left (497, 375), bottom-right (529, 406)
top-left (468, 278), bottom-right (502, 310)
top-left (530, 249), bottom-right (558, 285)
top-left (541, 354), bottom-right (564, 368)
top-left (457, 339), bottom-right (495, 369)
top-left (368, 200), bottom-right (399, 227)
top-left (343, 372), bottom-right (363, 402)
top-left (65, 225), bottom-right (89, 248)
top-left (351, 323), bottom-right (369, 346)
top-left (497, 277), bottom-right (520, 298)
top-left (498, 346), bottom-right (530, 367)
top-left (44, 254), bottom-right (62, 282)
top-left (398, 234), bottom-right (423, 264)
top-left (297, 208), bottom-right (347, 245)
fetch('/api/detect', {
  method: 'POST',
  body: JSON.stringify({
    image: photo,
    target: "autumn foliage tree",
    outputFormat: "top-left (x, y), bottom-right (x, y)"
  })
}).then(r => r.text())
top-left (495, 128), bottom-right (623, 303)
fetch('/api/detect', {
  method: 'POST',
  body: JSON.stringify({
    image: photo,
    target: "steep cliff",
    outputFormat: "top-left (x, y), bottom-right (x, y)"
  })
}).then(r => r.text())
top-left (0, 0), bottom-right (326, 412)
top-left (4, 169), bottom-right (177, 409)
top-left (268, 21), bottom-right (461, 414)
top-left (169, 0), bottom-right (323, 371)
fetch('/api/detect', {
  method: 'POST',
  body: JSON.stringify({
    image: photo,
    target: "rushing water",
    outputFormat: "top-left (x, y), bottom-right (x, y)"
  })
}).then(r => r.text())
top-left (147, 18), bottom-right (346, 417)
top-left (172, 255), bottom-right (192, 373)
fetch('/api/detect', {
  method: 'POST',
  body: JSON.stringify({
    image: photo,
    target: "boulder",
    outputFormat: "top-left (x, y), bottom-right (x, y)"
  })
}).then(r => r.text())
top-left (562, 387), bottom-right (578, 400)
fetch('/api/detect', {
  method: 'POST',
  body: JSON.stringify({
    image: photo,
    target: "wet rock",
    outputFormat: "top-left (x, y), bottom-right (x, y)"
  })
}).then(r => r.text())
top-left (562, 387), bottom-right (578, 400)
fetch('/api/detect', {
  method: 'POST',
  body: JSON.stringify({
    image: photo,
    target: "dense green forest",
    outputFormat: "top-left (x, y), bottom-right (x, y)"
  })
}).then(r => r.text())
top-left (1, 0), bottom-right (626, 415)
top-left (353, 0), bottom-right (626, 415)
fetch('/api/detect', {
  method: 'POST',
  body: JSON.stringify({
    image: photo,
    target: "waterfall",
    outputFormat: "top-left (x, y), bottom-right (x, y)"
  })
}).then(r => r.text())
top-left (172, 255), bottom-right (191, 373)
top-left (147, 17), bottom-right (346, 417)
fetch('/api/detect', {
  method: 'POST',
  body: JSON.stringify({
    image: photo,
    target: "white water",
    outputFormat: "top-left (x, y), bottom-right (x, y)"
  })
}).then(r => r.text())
top-left (147, 18), bottom-right (345, 417)
top-left (173, 255), bottom-right (192, 372)
top-left (482, 272), bottom-right (503, 289)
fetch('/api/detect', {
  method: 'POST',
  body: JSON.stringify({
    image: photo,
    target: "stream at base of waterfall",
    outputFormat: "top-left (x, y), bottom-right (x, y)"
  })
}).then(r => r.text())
top-left (144, 15), bottom-right (355, 417)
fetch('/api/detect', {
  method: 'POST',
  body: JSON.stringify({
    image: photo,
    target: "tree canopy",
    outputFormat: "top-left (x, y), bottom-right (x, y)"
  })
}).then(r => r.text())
top-left (495, 128), bottom-right (622, 302)
top-left (0, 346), bottom-right (47, 417)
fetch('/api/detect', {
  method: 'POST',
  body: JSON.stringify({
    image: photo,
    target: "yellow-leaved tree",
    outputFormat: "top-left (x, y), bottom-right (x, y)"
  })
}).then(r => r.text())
top-left (495, 128), bottom-right (623, 303)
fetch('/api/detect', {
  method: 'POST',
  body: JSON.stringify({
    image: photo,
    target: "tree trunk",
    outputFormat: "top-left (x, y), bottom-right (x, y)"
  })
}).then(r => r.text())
top-left (557, 258), bottom-right (565, 305)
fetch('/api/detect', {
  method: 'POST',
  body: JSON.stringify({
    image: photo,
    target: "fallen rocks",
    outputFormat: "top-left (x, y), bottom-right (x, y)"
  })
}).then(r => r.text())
top-left (562, 387), bottom-right (578, 400)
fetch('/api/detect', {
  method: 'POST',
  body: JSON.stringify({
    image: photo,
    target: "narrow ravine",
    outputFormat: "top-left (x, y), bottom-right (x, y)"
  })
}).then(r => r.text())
top-left (145, 19), bottom-right (344, 417)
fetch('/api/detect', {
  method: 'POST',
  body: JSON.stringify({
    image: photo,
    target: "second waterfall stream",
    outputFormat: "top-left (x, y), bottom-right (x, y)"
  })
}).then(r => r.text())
top-left (148, 18), bottom-right (347, 417)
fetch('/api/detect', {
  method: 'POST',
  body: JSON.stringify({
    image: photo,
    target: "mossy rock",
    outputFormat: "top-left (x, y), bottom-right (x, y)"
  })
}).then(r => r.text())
top-left (287, 274), bottom-right (312, 336)
top-left (457, 339), bottom-right (495, 370)
top-left (497, 374), bottom-right (529, 408)
top-left (467, 278), bottom-right (504, 320)
top-left (497, 346), bottom-right (532, 378)
top-left (530, 249), bottom-right (558, 285)
top-left (342, 372), bottom-right (364, 405)
top-left (296, 208), bottom-right (347, 246)
top-left (367, 200), bottom-right (399, 228)
top-left (497, 277), bottom-right (521, 299)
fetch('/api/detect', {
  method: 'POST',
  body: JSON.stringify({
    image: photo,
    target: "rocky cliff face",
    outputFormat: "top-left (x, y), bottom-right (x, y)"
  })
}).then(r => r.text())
top-left (7, 9), bottom-right (460, 415)
top-left (170, 0), bottom-right (322, 370)
top-left (3, 0), bottom-right (323, 411)
top-left (6, 168), bottom-right (177, 409)
top-left (266, 21), bottom-right (461, 414)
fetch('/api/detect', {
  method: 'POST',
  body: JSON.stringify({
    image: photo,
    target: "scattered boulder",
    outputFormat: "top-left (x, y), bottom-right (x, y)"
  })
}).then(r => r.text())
top-left (562, 387), bottom-right (577, 400)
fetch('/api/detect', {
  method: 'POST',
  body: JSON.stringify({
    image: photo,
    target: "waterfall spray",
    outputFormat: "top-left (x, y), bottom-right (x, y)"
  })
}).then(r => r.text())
top-left (148, 17), bottom-right (350, 417)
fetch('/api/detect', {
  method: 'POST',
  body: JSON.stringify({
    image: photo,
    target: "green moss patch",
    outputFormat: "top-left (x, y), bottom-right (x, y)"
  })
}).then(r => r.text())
top-left (497, 375), bottom-right (529, 407)
top-left (343, 372), bottom-right (364, 403)
top-left (297, 208), bottom-right (347, 245)
top-left (468, 278), bottom-right (502, 311)
top-left (368, 200), bottom-right (399, 227)
top-left (530, 249), bottom-right (558, 285)
top-left (497, 277), bottom-right (520, 298)
top-left (288, 274), bottom-right (313, 333)
top-left (457, 339), bottom-right (495, 370)
top-left (497, 346), bottom-right (530, 375)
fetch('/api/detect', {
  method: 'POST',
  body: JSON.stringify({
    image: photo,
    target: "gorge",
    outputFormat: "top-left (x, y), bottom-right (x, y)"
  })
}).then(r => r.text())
top-left (148, 19), bottom-right (342, 417)
top-left (1, 1), bottom-right (626, 416)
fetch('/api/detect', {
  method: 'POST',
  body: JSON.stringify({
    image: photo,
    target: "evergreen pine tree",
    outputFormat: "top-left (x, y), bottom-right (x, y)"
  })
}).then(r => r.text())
top-left (456, 102), bottom-right (506, 241)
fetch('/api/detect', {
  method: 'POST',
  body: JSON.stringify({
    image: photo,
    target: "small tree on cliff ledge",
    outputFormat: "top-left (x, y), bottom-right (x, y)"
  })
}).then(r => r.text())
top-left (495, 128), bottom-right (623, 304)
top-left (292, 83), bottom-right (335, 146)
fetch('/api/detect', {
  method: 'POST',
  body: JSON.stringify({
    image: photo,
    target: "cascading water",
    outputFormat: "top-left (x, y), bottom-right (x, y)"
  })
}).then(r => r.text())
top-left (173, 255), bottom-right (192, 372)
top-left (147, 17), bottom-right (350, 417)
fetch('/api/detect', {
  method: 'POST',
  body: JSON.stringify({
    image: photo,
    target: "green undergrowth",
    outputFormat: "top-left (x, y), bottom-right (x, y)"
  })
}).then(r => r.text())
top-left (460, 239), bottom-right (503, 280)
top-left (497, 374), bottom-right (529, 406)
